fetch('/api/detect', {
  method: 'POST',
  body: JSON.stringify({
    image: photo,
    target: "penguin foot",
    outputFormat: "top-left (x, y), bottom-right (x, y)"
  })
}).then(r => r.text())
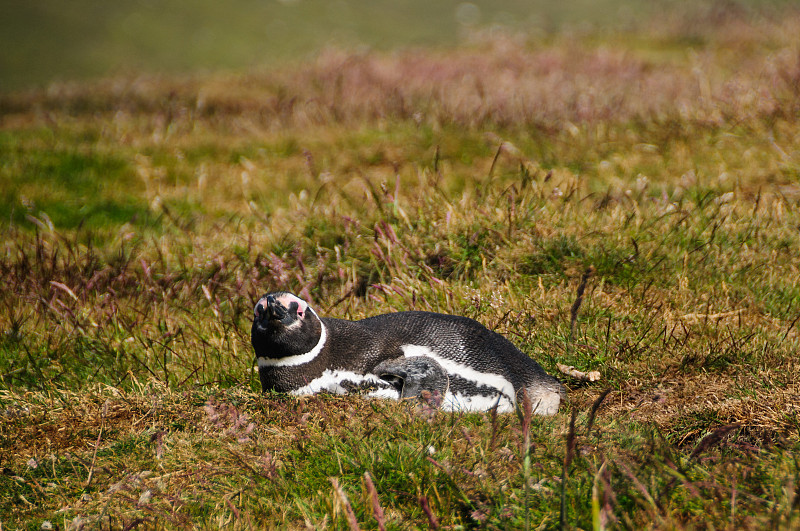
top-left (373, 357), bottom-right (449, 400)
top-left (518, 385), bottom-right (565, 416)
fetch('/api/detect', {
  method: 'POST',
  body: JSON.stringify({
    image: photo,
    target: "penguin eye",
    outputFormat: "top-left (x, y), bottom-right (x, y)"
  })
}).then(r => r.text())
top-left (287, 301), bottom-right (304, 319)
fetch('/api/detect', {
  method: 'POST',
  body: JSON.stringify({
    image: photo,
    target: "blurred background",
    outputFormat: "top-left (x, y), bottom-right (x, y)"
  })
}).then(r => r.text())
top-left (1, 0), bottom-right (794, 92)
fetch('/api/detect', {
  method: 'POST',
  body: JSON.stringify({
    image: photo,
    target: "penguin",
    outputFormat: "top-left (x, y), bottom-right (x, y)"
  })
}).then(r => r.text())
top-left (251, 291), bottom-right (566, 415)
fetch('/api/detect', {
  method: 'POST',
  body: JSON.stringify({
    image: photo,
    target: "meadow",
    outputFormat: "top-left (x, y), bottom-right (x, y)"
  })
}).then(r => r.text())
top-left (1, 3), bottom-right (800, 529)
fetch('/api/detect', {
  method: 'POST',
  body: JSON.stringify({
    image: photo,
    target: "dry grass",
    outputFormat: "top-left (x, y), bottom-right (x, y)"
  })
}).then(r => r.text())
top-left (2, 5), bottom-right (800, 529)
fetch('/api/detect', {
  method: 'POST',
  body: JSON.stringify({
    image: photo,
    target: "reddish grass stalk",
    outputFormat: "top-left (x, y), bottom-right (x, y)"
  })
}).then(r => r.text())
top-left (489, 404), bottom-right (499, 451)
top-left (418, 495), bottom-right (439, 530)
top-left (330, 477), bottom-right (360, 531)
top-left (224, 496), bottom-right (241, 520)
top-left (363, 472), bottom-right (387, 531)
top-left (560, 407), bottom-right (578, 530)
top-left (689, 423), bottom-right (742, 461)
top-left (569, 266), bottom-right (594, 340)
top-left (586, 389), bottom-right (612, 436)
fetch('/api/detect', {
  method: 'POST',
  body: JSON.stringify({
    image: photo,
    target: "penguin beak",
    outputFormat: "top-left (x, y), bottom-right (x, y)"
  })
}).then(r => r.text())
top-left (266, 295), bottom-right (288, 321)
top-left (254, 295), bottom-right (283, 324)
top-left (254, 293), bottom-right (308, 333)
top-left (253, 294), bottom-right (300, 328)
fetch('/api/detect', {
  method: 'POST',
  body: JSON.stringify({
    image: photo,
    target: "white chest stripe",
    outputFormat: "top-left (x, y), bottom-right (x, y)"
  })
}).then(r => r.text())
top-left (442, 391), bottom-right (515, 413)
top-left (400, 344), bottom-right (516, 403)
top-left (257, 312), bottom-right (327, 368)
top-left (290, 369), bottom-right (386, 396)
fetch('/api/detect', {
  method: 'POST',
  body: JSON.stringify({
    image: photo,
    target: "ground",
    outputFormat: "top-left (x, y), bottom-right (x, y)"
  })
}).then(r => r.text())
top-left (1, 4), bottom-right (800, 529)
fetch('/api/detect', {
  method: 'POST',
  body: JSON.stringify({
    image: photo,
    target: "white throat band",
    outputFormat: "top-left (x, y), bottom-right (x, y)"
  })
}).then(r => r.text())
top-left (257, 309), bottom-right (326, 368)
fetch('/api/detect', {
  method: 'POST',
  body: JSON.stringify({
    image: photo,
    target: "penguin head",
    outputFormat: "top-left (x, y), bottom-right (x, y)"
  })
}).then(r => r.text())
top-left (373, 356), bottom-right (449, 400)
top-left (251, 292), bottom-right (324, 360)
top-left (253, 292), bottom-right (308, 327)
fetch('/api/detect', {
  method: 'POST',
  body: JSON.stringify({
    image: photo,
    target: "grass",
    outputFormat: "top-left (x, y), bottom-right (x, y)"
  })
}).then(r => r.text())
top-left (5, 0), bottom-right (798, 91)
top-left (2, 4), bottom-right (800, 529)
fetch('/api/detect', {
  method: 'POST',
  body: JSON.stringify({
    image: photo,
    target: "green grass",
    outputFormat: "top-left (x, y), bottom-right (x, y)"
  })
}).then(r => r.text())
top-left (2, 5), bottom-right (800, 529)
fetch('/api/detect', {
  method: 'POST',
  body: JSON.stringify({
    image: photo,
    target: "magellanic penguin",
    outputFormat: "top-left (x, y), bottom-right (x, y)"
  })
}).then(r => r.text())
top-left (251, 292), bottom-right (567, 415)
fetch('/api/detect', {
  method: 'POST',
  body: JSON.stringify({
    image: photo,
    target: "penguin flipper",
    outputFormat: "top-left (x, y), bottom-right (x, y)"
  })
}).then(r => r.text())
top-left (373, 357), bottom-right (449, 399)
